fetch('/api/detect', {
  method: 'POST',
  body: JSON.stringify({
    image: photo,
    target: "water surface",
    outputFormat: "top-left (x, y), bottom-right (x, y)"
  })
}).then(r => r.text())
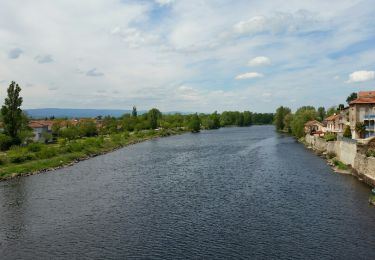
top-left (1, 126), bottom-right (374, 259)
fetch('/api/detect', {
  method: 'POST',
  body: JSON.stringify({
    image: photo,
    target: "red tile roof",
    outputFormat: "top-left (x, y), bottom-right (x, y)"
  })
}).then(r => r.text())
top-left (304, 120), bottom-right (323, 127)
top-left (359, 91), bottom-right (375, 98)
top-left (350, 97), bottom-right (375, 105)
top-left (325, 114), bottom-right (339, 121)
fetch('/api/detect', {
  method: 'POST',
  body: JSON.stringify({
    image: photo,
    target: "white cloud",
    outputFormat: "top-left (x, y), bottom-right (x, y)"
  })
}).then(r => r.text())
top-left (347, 70), bottom-right (375, 83)
top-left (233, 10), bottom-right (324, 36)
top-left (248, 56), bottom-right (271, 66)
top-left (155, 0), bottom-right (175, 6)
top-left (235, 72), bottom-right (264, 80)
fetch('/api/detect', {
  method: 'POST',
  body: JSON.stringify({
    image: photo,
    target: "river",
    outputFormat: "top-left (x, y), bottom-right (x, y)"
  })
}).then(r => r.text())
top-left (0, 126), bottom-right (374, 259)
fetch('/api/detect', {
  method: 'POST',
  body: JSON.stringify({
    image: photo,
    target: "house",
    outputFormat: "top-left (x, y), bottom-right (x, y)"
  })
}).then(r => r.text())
top-left (324, 109), bottom-right (349, 136)
top-left (304, 120), bottom-right (326, 136)
top-left (28, 120), bottom-right (53, 142)
top-left (349, 91), bottom-right (375, 139)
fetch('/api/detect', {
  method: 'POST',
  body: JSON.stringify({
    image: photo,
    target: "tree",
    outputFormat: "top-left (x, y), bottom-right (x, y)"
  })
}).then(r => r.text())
top-left (346, 92), bottom-right (357, 104)
top-left (274, 106), bottom-right (291, 131)
top-left (206, 111), bottom-right (220, 129)
top-left (148, 108), bottom-right (162, 129)
top-left (132, 106), bottom-right (137, 118)
top-left (338, 104), bottom-right (345, 111)
top-left (290, 106), bottom-right (317, 138)
top-left (1, 81), bottom-right (24, 144)
top-left (343, 125), bottom-right (352, 138)
top-left (283, 113), bottom-right (293, 133)
top-left (189, 113), bottom-right (201, 133)
top-left (317, 107), bottom-right (326, 122)
top-left (243, 111), bottom-right (252, 126)
top-left (355, 122), bottom-right (366, 139)
top-left (326, 106), bottom-right (338, 117)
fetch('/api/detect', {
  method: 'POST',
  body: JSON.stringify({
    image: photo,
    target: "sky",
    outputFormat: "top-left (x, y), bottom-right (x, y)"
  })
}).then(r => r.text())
top-left (0, 0), bottom-right (375, 113)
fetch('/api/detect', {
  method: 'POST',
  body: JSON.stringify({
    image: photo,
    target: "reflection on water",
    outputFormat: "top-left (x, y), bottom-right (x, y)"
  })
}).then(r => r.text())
top-left (0, 126), bottom-right (374, 259)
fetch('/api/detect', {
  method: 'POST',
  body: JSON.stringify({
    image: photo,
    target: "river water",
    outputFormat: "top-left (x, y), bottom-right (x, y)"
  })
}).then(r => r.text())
top-left (0, 126), bottom-right (374, 259)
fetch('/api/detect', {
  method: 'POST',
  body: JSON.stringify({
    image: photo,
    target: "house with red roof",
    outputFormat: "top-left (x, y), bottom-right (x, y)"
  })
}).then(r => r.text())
top-left (28, 120), bottom-right (53, 142)
top-left (349, 91), bottom-right (375, 139)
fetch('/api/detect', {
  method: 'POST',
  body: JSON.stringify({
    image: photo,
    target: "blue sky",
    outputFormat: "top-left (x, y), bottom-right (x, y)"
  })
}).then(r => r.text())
top-left (0, 0), bottom-right (374, 112)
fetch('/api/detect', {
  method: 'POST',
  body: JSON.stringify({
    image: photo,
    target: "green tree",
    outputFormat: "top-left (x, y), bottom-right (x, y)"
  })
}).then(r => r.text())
top-left (189, 113), bottom-right (201, 133)
top-left (290, 106), bottom-right (317, 138)
top-left (346, 92), bottom-right (357, 104)
top-left (207, 111), bottom-right (220, 129)
top-left (283, 113), bottom-right (293, 133)
top-left (274, 106), bottom-right (291, 131)
top-left (243, 111), bottom-right (252, 126)
top-left (355, 122), bottom-right (366, 139)
top-left (148, 108), bottom-right (162, 129)
top-left (343, 125), bottom-right (352, 138)
top-left (338, 104), bottom-right (345, 111)
top-left (326, 106), bottom-right (338, 117)
top-left (1, 81), bottom-right (25, 144)
top-left (132, 106), bottom-right (137, 117)
top-left (317, 107), bottom-right (326, 122)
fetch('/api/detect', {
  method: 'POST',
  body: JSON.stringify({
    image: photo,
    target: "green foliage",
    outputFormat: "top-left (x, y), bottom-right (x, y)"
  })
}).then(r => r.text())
top-left (290, 106), bottom-right (317, 138)
top-left (355, 122), bottom-right (366, 139)
top-left (8, 146), bottom-right (35, 163)
top-left (36, 146), bottom-right (58, 159)
top-left (324, 133), bottom-right (336, 142)
top-left (1, 81), bottom-right (25, 144)
top-left (27, 143), bottom-right (43, 152)
top-left (333, 159), bottom-right (348, 170)
top-left (274, 106), bottom-right (291, 131)
top-left (343, 125), bottom-right (352, 138)
top-left (189, 113), bottom-right (201, 133)
top-left (346, 92), bottom-right (357, 104)
top-left (317, 107), bottom-right (326, 122)
top-left (78, 120), bottom-right (98, 137)
top-left (148, 108), bottom-right (162, 129)
top-left (0, 133), bottom-right (12, 151)
top-left (132, 106), bottom-right (137, 117)
top-left (59, 127), bottom-right (80, 140)
top-left (326, 106), bottom-right (338, 117)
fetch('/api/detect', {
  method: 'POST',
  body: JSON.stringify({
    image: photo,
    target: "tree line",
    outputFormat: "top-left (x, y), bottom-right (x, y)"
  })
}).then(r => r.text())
top-left (0, 81), bottom-right (274, 150)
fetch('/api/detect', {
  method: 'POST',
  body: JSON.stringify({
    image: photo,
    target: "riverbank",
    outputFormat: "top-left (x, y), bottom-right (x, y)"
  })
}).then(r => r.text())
top-left (0, 128), bottom-right (187, 181)
top-left (303, 135), bottom-right (375, 188)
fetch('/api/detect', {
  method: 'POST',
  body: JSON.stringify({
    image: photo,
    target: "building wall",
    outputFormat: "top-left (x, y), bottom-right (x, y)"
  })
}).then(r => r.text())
top-left (305, 134), bottom-right (375, 187)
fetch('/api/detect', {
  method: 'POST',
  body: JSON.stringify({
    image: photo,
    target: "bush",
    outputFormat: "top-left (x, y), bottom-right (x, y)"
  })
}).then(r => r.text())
top-left (0, 155), bottom-right (8, 165)
top-left (324, 133), bottom-right (336, 142)
top-left (343, 126), bottom-right (352, 138)
top-left (0, 133), bottom-right (12, 151)
top-left (36, 147), bottom-right (58, 159)
top-left (8, 147), bottom-right (35, 163)
top-left (27, 143), bottom-right (43, 152)
top-left (64, 141), bottom-right (84, 153)
top-left (333, 159), bottom-right (348, 170)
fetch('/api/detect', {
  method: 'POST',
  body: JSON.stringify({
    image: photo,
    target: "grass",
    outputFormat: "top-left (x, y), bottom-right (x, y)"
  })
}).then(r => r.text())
top-left (0, 128), bottom-right (186, 180)
top-left (332, 159), bottom-right (348, 170)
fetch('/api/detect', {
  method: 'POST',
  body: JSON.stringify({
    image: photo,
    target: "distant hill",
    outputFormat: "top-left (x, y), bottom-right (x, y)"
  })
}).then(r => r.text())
top-left (25, 108), bottom-right (140, 119)
top-left (24, 108), bottom-right (190, 119)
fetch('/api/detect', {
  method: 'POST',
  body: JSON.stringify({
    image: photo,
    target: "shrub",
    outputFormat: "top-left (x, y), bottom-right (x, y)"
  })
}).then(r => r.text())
top-left (8, 146), bottom-right (35, 163)
top-left (36, 147), bottom-right (58, 159)
top-left (64, 141), bottom-right (84, 153)
top-left (324, 133), bottom-right (336, 142)
top-left (0, 155), bottom-right (8, 165)
top-left (27, 143), bottom-right (43, 152)
top-left (333, 159), bottom-right (348, 170)
top-left (343, 126), bottom-right (352, 138)
top-left (0, 133), bottom-right (12, 151)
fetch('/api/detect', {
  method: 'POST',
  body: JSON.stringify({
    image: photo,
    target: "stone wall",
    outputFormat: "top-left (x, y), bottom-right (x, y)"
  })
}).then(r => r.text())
top-left (305, 135), bottom-right (375, 187)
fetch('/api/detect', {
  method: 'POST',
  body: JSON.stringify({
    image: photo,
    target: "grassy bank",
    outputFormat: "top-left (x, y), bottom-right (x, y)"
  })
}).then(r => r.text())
top-left (0, 128), bottom-right (186, 180)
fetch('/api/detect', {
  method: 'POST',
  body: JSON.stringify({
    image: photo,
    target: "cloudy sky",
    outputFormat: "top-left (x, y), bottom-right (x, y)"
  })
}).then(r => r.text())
top-left (0, 0), bottom-right (374, 112)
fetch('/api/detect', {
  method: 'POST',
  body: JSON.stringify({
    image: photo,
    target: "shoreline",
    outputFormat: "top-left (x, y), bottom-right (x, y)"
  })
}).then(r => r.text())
top-left (0, 129), bottom-right (188, 182)
top-left (300, 135), bottom-right (375, 188)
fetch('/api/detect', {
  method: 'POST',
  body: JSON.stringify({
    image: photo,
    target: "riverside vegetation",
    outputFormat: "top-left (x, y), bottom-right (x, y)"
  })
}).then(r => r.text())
top-left (0, 81), bottom-right (274, 180)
